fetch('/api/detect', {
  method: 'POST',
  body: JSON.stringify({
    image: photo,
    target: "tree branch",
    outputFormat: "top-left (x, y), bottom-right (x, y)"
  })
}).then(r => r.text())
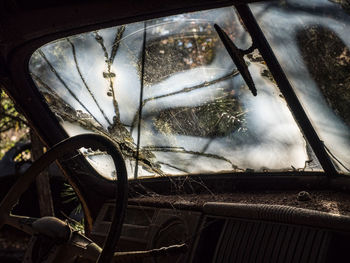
top-left (130, 69), bottom-right (239, 133)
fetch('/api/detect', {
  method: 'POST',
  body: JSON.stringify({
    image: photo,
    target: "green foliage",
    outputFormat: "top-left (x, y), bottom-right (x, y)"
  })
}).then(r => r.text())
top-left (0, 89), bottom-right (28, 159)
top-left (61, 183), bottom-right (84, 232)
top-left (0, 89), bottom-right (27, 133)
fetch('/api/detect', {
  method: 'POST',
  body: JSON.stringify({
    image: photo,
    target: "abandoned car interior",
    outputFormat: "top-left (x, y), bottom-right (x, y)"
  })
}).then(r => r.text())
top-left (1, 0), bottom-right (350, 262)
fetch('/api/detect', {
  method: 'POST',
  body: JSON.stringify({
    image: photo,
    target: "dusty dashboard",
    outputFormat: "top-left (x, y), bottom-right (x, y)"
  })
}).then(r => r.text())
top-left (90, 190), bottom-right (350, 263)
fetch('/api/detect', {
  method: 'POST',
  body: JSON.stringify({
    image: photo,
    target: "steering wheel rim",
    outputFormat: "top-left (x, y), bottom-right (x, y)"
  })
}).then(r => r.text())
top-left (0, 133), bottom-right (128, 263)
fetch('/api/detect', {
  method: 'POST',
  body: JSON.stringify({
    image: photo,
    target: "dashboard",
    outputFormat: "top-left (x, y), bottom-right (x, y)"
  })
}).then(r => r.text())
top-left (91, 191), bottom-right (350, 262)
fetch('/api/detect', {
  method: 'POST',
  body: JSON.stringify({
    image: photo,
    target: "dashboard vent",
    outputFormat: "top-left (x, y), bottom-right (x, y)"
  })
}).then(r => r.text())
top-left (212, 219), bottom-right (330, 263)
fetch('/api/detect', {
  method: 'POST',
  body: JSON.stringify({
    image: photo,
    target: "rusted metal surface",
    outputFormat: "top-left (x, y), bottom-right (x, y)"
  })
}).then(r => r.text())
top-left (30, 130), bottom-right (55, 217)
top-left (113, 243), bottom-right (187, 263)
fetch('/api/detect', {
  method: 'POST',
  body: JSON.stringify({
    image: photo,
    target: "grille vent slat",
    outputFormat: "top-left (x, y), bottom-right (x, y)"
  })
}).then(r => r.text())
top-left (300, 228), bottom-right (316, 263)
top-left (308, 230), bottom-right (326, 263)
top-left (278, 225), bottom-right (294, 261)
top-left (270, 225), bottom-right (288, 263)
top-left (263, 224), bottom-right (281, 262)
top-left (292, 227), bottom-right (309, 262)
top-left (258, 224), bottom-right (273, 261)
top-left (225, 221), bottom-right (241, 263)
top-left (229, 221), bottom-right (248, 262)
top-left (216, 221), bottom-right (234, 263)
top-left (236, 222), bottom-right (255, 263)
top-left (244, 222), bottom-right (261, 262)
top-left (248, 222), bottom-right (267, 263)
top-left (213, 219), bottom-right (329, 263)
top-left (285, 226), bottom-right (302, 263)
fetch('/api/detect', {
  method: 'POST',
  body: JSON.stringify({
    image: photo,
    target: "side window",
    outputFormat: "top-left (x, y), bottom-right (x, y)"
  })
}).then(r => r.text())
top-left (250, 0), bottom-right (350, 174)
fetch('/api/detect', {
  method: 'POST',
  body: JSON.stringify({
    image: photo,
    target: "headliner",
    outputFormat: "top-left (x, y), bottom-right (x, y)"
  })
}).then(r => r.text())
top-left (0, 0), bottom-right (261, 63)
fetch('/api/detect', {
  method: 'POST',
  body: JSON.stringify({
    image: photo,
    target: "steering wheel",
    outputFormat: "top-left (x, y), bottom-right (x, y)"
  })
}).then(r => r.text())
top-left (0, 134), bottom-right (128, 263)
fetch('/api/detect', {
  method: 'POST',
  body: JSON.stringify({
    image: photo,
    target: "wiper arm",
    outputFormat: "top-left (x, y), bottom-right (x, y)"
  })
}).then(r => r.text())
top-left (214, 24), bottom-right (257, 96)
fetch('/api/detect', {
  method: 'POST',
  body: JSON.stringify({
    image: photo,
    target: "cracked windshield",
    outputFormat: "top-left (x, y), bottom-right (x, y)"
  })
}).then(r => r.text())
top-left (29, 6), bottom-right (319, 180)
top-left (250, 0), bottom-right (350, 174)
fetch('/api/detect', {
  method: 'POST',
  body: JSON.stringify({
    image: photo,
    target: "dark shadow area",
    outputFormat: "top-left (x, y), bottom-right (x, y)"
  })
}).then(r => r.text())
top-left (330, 0), bottom-right (350, 14)
top-left (0, 226), bottom-right (29, 263)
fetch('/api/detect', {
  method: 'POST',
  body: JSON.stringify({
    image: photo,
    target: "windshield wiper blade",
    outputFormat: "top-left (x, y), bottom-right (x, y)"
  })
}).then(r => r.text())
top-left (214, 24), bottom-right (257, 96)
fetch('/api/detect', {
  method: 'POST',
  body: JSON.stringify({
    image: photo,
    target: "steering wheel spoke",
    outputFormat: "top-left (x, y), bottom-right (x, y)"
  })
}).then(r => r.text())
top-left (6, 214), bottom-right (38, 235)
top-left (0, 134), bottom-right (128, 263)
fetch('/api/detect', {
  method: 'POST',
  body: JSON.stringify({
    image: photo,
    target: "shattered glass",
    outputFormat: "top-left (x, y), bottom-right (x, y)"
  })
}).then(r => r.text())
top-left (250, 0), bottom-right (350, 174)
top-left (29, 6), bottom-right (316, 180)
